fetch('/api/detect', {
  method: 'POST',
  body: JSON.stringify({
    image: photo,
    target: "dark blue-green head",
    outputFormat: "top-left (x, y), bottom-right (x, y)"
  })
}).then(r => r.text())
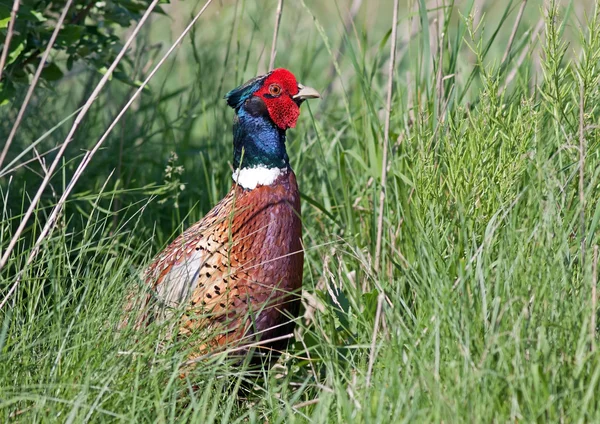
top-left (224, 69), bottom-right (320, 170)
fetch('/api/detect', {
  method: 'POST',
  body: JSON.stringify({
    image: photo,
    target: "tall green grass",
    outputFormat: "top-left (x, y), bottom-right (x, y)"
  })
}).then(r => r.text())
top-left (1, 0), bottom-right (600, 421)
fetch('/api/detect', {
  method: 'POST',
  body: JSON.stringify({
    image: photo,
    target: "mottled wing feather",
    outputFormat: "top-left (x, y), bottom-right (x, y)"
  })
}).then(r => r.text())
top-left (143, 192), bottom-right (239, 322)
top-left (120, 191), bottom-right (236, 329)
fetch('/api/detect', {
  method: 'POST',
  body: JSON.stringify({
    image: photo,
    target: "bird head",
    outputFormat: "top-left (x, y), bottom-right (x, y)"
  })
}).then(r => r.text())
top-left (225, 68), bottom-right (320, 130)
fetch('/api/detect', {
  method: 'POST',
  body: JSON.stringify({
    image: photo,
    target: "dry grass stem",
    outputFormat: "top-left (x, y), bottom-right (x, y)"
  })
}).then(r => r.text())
top-left (434, 1), bottom-right (445, 123)
top-left (374, 0), bottom-right (399, 272)
top-left (502, 19), bottom-right (543, 93)
top-left (501, 0), bottom-right (528, 65)
top-left (366, 292), bottom-right (385, 387)
top-left (322, 0), bottom-right (363, 99)
top-left (0, 0), bottom-right (20, 83)
top-left (579, 79), bottom-right (586, 267)
top-left (592, 245), bottom-right (598, 351)
top-left (0, 0), bottom-right (74, 170)
top-left (0, 0), bottom-right (161, 275)
top-left (184, 333), bottom-right (293, 366)
top-left (293, 398), bottom-right (320, 409)
top-left (0, 0), bottom-right (216, 309)
top-left (268, 0), bottom-right (284, 71)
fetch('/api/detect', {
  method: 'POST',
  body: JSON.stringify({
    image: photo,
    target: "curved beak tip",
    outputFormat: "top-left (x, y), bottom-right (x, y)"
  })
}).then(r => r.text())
top-left (293, 84), bottom-right (321, 100)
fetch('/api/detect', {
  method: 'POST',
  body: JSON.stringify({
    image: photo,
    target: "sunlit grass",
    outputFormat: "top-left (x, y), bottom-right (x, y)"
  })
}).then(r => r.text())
top-left (1, 0), bottom-right (600, 421)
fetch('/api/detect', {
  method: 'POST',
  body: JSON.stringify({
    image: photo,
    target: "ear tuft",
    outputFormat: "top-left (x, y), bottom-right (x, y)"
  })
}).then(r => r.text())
top-left (224, 73), bottom-right (271, 109)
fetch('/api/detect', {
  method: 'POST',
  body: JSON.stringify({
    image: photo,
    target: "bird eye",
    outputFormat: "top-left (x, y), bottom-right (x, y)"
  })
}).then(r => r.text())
top-left (268, 84), bottom-right (282, 96)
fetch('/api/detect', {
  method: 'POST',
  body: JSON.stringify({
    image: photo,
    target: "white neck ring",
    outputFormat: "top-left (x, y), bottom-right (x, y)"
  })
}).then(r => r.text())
top-left (232, 166), bottom-right (286, 190)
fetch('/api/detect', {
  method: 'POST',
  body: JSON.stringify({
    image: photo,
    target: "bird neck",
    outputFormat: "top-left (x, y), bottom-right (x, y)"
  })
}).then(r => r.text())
top-left (231, 103), bottom-right (290, 189)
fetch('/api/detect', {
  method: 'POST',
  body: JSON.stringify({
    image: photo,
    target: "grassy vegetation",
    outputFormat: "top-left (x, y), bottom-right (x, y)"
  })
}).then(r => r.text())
top-left (2, 0), bottom-right (600, 421)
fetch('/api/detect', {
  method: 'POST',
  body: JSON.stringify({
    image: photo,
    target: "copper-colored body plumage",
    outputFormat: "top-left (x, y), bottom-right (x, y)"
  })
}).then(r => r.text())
top-left (124, 171), bottom-right (303, 362)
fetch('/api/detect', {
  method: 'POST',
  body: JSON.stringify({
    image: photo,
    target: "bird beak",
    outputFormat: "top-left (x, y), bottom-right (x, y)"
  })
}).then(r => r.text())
top-left (293, 84), bottom-right (321, 100)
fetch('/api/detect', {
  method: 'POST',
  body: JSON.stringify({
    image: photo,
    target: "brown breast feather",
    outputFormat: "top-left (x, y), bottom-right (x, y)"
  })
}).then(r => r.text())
top-left (121, 171), bottom-right (303, 361)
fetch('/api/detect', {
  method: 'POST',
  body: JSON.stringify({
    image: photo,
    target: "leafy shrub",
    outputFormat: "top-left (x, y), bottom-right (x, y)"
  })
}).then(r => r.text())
top-left (0, 0), bottom-right (165, 105)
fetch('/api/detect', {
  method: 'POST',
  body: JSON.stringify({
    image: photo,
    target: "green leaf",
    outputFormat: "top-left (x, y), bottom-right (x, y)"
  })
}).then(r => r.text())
top-left (31, 10), bottom-right (47, 22)
top-left (153, 5), bottom-right (167, 15)
top-left (0, 81), bottom-right (15, 106)
top-left (57, 25), bottom-right (84, 45)
top-left (0, 17), bottom-right (9, 29)
top-left (112, 70), bottom-right (151, 93)
top-left (378, 28), bottom-right (392, 51)
top-left (361, 290), bottom-right (380, 321)
top-left (0, 3), bottom-right (10, 20)
top-left (97, 66), bottom-right (112, 81)
top-left (7, 42), bottom-right (24, 65)
top-left (41, 62), bottom-right (64, 81)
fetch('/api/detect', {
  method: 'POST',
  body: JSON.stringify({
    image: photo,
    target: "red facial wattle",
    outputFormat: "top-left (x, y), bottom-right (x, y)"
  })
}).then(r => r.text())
top-left (253, 68), bottom-right (301, 130)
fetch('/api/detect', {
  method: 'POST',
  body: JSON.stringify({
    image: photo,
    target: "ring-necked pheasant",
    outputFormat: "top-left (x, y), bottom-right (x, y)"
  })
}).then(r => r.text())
top-left (122, 68), bottom-right (320, 368)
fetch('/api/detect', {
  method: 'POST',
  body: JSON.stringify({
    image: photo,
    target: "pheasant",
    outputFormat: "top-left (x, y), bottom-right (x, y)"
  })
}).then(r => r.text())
top-left (123, 68), bottom-right (320, 368)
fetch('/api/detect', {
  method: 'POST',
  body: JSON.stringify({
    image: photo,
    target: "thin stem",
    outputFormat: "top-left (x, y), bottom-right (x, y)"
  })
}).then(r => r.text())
top-left (502, 19), bottom-right (543, 93)
top-left (501, 0), bottom-right (527, 65)
top-left (592, 245), bottom-right (598, 351)
top-left (321, 0), bottom-right (363, 100)
top-left (0, 0), bottom-right (161, 273)
top-left (269, 0), bottom-right (284, 71)
top-left (434, 0), bottom-right (445, 124)
top-left (579, 78), bottom-right (586, 268)
top-left (0, 0), bottom-right (74, 170)
top-left (0, 0), bottom-right (20, 82)
top-left (374, 0), bottom-right (399, 272)
top-left (71, 0), bottom-right (95, 25)
top-left (0, 0), bottom-right (215, 311)
top-left (366, 292), bottom-right (385, 387)
top-left (184, 333), bottom-right (294, 365)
